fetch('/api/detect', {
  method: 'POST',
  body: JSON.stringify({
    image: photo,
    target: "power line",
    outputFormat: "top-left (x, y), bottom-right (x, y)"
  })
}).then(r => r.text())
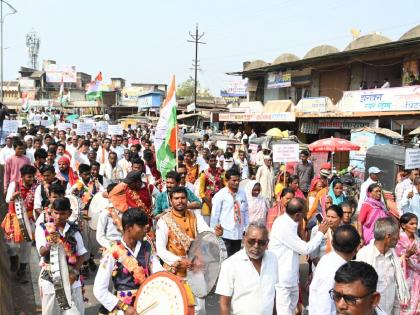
top-left (187, 24), bottom-right (206, 114)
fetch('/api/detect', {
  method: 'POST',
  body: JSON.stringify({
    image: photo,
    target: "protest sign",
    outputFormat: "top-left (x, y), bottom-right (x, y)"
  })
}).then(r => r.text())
top-left (108, 124), bottom-right (123, 135)
top-left (3, 120), bottom-right (19, 134)
top-left (57, 123), bottom-right (72, 131)
top-left (405, 148), bottom-right (420, 169)
top-left (96, 121), bottom-right (109, 133)
top-left (76, 123), bottom-right (93, 135)
top-left (272, 143), bottom-right (299, 163)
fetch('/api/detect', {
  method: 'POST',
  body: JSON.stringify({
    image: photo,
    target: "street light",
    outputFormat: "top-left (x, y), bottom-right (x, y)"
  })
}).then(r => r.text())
top-left (0, 0), bottom-right (17, 102)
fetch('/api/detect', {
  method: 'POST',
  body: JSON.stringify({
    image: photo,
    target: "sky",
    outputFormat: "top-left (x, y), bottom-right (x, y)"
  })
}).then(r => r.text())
top-left (4, 0), bottom-right (420, 95)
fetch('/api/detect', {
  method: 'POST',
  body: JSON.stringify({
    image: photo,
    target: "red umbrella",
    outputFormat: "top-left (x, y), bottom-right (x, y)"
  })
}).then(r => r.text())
top-left (308, 137), bottom-right (360, 152)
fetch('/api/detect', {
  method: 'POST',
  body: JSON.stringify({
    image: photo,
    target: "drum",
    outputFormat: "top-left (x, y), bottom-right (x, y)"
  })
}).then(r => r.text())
top-left (134, 271), bottom-right (195, 315)
top-left (88, 192), bottom-right (109, 230)
top-left (14, 197), bottom-right (33, 241)
top-left (66, 195), bottom-right (81, 223)
top-left (50, 243), bottom-right (72, 310)
top-left (186, 231), bottom-right (227, 298)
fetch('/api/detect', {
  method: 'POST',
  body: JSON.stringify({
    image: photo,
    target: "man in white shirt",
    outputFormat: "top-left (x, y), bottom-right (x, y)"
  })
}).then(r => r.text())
top-left (399, 177), bottom-right (420, 224)
top-left (248, 128), bottom-right (257, 141)
top-left (216, 222), bottom-right (278, 315)
top-left (308, 224), bottom-right (361, 315)
top-left (110, 135), bottom-right (124, 161)
top-left (269, 197), bottom-right (329, 315)
top-left (94, 208), bottom-right (162, 314)
top-left (211, 168), bottom-right (249, 257)
top-left (100, 151), bottom-right (124, 189)
top-left (381, 78), bottom-right (390, 88)
top-left (117, 149), bottom-right (132, 177)
top-left (255, 155), bottom-right (274, 201)
top-left (0, 136), bottom-right (14, 165)
top-left (395, 168), bottom-right (419, 211)
top-left (357, 217), bottom-right (409, 315)
top-left (332, 261), bottom-right (386, 315)
top-left (35, 197), bottom-right (87, 315)
top-left (235, 150), bottom-right (249, 180)
top-left (357, 166), bottom-right (381, 213)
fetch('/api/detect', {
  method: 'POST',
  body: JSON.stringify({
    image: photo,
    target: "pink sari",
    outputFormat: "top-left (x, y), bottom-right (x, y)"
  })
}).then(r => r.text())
top-left (395, 233), bottom-right (420, 314)
top-left (361, 198), bottom-right (389, 245)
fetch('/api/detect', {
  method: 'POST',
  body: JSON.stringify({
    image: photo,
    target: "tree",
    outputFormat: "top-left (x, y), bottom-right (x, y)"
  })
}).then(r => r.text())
top-left (176, 76), bottom-right (213, 98)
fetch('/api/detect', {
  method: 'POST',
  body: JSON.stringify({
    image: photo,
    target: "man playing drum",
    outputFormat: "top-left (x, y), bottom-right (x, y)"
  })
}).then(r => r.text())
top-left (155, 186), bottom-right (223, 315)
top-left (2, 164), bottom-right (38, 283)
top-left (93, 208), bottom-right (163, 315)
top-left (35, 197), bottom-right (87, 315)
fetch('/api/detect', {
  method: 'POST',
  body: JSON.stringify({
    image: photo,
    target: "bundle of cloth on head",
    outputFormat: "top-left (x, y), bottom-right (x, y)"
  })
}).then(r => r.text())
top-left (108, 171), bottom-right (143, 213)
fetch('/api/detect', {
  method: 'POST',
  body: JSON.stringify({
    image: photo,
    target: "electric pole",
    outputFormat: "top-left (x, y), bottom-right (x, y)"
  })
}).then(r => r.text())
top-left (187, 24), bottom-right (205, 114)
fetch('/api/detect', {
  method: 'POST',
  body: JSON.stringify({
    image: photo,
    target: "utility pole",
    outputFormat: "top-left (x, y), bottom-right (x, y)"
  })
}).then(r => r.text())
top-left (0, 0), bottom-right (17, 102)
top-left (187, 24), bottom-right (205, 114)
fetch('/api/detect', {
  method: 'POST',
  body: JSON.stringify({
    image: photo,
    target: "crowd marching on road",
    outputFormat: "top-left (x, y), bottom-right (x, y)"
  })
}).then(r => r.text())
top-left (0, 113), bottom-right (418, 315)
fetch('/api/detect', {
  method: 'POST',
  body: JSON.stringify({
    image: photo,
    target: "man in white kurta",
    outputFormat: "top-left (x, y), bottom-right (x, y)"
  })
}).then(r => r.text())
top-left (255, 155), bottom-right (274, 202)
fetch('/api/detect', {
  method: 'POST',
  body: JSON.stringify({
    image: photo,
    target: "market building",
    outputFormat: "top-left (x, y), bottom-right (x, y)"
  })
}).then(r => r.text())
top-left (224, 25), bottom-right (420, 144)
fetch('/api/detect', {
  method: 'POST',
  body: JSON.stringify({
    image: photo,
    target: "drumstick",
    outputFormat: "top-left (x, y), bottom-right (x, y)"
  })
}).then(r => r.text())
top-left (138, 301), bottom-right (158, 315)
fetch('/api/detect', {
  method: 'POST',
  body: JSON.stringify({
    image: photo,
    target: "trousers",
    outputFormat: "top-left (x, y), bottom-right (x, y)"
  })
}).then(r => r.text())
top-left (222, 238), bottom-right (242, 257)
top-left (7, 240), bottom-right (32, 264)
top-left (275, 285), bottom-right (299, 315)
top-left (41, 286), bottom-right (84, 315)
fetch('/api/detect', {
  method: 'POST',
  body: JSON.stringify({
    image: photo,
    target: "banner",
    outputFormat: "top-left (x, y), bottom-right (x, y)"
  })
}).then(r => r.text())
top-left (108, 124), bottom-right (123, 135)
top-left (220, 79), bottom-right (248, 97)
top-left (339, 86), bottom-right (420, 112)
top-left (248, 143), bottom-right (259, 164)
top-left (218, 112), bottom-right (295, 122)
top-left (272, 143), bottom-right (299, 163)
top-left (57, 122), bottom-right (72, 131)
top-left (267, 71), bottom-right (291, 89)
top-left (45, 64), bottom-right (77, 83)
top-left (405, 148), bottom-right (420, 169)
top-left (76, 123), bottom-right (93, 135)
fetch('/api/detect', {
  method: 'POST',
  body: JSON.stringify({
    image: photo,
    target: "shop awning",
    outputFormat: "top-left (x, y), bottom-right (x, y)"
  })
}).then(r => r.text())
top-left (263, 100), bottom-right (294, 113)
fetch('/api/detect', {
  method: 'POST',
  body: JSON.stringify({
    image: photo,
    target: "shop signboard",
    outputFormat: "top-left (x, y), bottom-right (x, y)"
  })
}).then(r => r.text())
top-left (218, 112), bottom-right (295, 122)
top-left (405, 148), bottom-right (420, 170)
top-left (318, 119), bottom-right (378, 130)
top-left (297, 97), bottom-right (331, 113)
top-left (339, 86), bottom-right (420, 112)
top-left (45, 64), bottom-right (77, 83)
top-left (272, 143), bottom-right (299, 163)
top-left (220, 79), bottom-right (247, 97)
top-left (267, 71), bottom-right (292, 89)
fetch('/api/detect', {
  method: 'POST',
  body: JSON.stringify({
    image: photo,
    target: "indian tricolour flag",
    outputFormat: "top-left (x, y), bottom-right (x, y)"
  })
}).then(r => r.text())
top-left (86, 72), bottom-right (103, 101)
top-left (155, 75), bottom-right (177, 179)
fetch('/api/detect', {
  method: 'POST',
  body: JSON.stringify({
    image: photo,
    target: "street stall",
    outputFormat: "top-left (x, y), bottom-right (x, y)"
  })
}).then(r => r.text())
top-left (350, 127), bottom-right (403, 177)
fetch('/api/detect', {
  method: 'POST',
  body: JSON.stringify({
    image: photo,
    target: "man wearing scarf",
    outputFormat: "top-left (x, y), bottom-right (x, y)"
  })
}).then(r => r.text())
top-left (56, 156), bottom-right (79, 187)
top-left (108, 171), bottom-right (159, 224)
top-left (2, 164), bottom-right (38, 283)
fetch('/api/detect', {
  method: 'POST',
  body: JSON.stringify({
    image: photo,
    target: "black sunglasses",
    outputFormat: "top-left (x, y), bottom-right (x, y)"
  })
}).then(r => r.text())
top-left (246, 238), bottom-right (268, 247)
top-left (329, 289), bottom-right (374, 305)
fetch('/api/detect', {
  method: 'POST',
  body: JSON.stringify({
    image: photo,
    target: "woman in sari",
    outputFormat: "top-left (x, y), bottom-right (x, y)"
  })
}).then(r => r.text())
top-left (328, 179), bottom-right (346, 206)
top-left (266, 188), bottom-right (295, 231)
top-left (307, 178), bottom-right (325, 213)
top-left (274, 170), bottom-right (290, 196)
top-left (245, 180), bottom-right (269, 225)
top-left (359, 183), bottom-right (389, 245)
top-left (396, 213), bottom-right (419, 315)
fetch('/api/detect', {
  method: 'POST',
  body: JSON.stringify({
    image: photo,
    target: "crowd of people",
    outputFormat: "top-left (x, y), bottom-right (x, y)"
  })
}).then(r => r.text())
top-left (0, 122), bottom-right (418, 315)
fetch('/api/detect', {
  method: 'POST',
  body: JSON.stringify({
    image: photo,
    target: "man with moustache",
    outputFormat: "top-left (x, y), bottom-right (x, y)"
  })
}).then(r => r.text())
top-left (216, 222), bottom-right (278, 315)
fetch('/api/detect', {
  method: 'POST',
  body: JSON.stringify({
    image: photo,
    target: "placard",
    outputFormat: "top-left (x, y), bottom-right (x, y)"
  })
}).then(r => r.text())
top-left (96, 121), bottom-right (109, 133)
top-left (108, 124), bottom-right (123, 136)
top-left (405, 148), bottom-right (420, 170)
top-left (248, 143), bottom-right (259, 164)
top-left (2, 120), bottom-right (19, 134)
top-left (76, 123), bottom-right (93, 135)
top-left (216, 140), bottom-right (227, 152)
top-left (57, 123), bottom-right (72, 131)
top-left (272, 143), bottom-right (299, 163)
